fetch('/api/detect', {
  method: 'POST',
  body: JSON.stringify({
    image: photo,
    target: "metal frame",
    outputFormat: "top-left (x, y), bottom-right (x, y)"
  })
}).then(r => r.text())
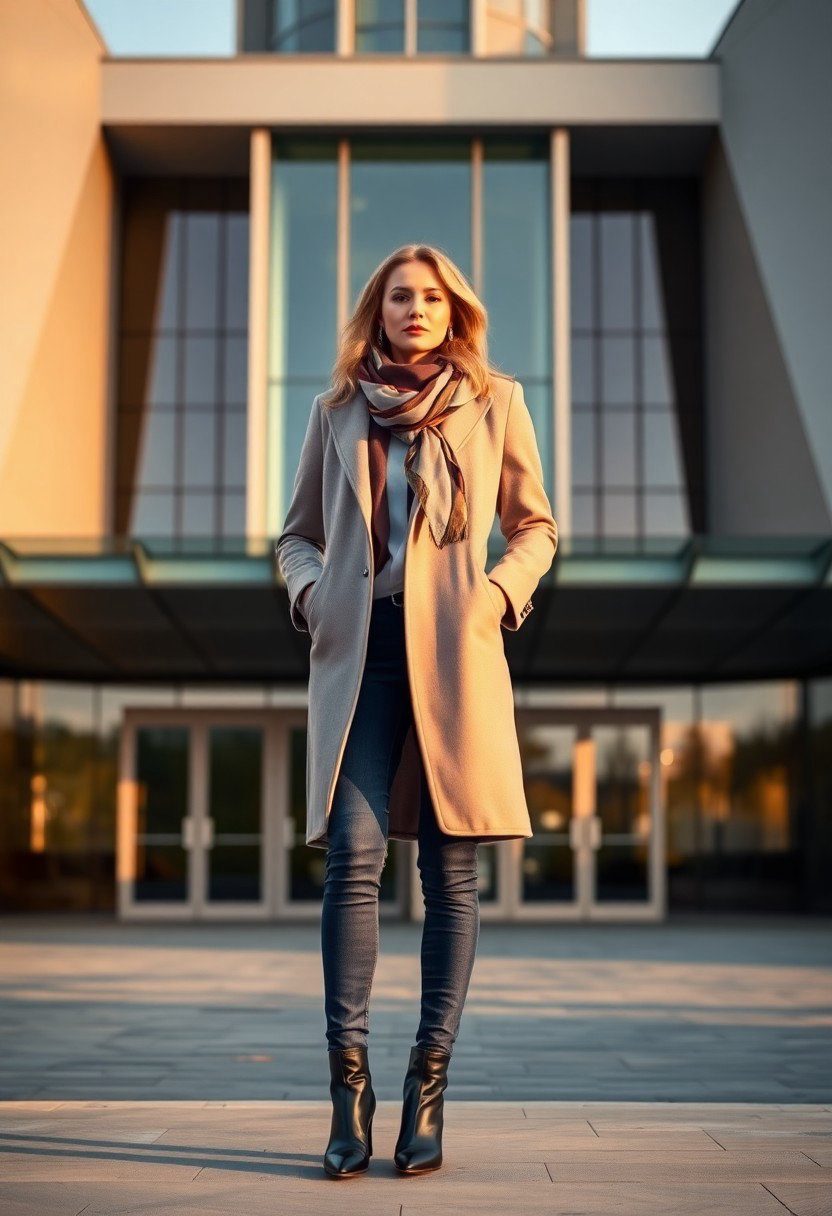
top-left (408, 703), bottom-right (665, 923)
top-left (118, 707), bottom-right (279, 921)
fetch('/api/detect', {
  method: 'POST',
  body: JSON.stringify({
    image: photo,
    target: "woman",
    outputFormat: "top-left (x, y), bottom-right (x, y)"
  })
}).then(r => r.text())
top-left (276, 243), bottom-right (558, 1179)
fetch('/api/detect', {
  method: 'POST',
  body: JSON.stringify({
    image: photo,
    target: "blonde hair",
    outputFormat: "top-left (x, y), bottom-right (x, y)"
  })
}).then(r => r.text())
top-left (320, 244), bottom-right (499, 409)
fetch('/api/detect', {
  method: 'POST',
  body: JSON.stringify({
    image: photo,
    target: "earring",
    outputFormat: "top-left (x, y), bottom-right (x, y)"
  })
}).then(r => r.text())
top-left (447, 325), bottom-right (454, 341)
top-left (377, 323), bottom-right (384, 344)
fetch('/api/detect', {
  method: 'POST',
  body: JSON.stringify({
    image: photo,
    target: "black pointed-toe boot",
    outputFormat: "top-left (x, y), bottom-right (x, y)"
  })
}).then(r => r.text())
top-left (323, 1045), bottom-right (376, 1178)
top-left (393, 1045), bottom-right (451, 1175)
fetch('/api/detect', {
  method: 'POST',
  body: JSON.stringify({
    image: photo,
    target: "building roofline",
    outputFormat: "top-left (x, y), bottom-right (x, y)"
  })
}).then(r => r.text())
top-left (708, 0), bottom-right (747, 59)
top-left (74, 0), bottom-right (109, 54)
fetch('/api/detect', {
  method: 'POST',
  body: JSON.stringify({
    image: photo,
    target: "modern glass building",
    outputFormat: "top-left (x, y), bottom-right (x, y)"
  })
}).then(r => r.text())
top-left (1, 0), bottom-right (830, 921)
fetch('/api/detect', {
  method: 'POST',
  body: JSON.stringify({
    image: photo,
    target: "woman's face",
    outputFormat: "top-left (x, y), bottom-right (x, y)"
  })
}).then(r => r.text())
top-left (379, 261), bottom-right (452, 363)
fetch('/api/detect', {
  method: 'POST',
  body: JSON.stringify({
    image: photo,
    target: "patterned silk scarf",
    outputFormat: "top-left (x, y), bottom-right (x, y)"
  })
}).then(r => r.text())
top-left (356, 343), bottom-right (468, 575)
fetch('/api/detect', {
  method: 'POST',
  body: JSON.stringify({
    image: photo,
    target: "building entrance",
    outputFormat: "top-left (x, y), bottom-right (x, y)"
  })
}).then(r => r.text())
top-left (407, 706), bottom-right (665, 922)
top-left (117, 705), bottom-right (664, 922)
top-left (117, 709), bottom-right (278, 920)
top-left (509, 706), bottom-right (665, 920)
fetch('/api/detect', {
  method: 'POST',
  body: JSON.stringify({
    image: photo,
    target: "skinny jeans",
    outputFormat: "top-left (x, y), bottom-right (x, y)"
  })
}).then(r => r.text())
top-left (320, 592), bottom-right (481, 1057)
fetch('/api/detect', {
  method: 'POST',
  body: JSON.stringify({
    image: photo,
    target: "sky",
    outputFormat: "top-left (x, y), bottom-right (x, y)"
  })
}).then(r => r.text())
top-left (84, 0), bottom-right (741, 58)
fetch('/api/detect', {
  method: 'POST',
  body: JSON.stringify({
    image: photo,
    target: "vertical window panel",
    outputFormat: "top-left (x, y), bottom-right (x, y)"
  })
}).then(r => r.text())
top-left (116, 177), bottom-right (249, 541)
top-left (355, 0), bottom-right (405, 51)
top-left (483, 136), bottom-right (552, 505)
top-left (418, 0), bottom-right (469, 52)
top-left (350, 138), bottom-right (471, 300)
top-left (270, 140), bottom-right (339, 512)
top-left (600, 213), bottom-right (634, 330)
top-left (570, 178), bottom-right (701, 540)
top-left (571, 410), bottom-right (595, 489)
top-left (269, 0), bottom-right (337, 51)
top-left (603, 410), bottom-right (637, 489)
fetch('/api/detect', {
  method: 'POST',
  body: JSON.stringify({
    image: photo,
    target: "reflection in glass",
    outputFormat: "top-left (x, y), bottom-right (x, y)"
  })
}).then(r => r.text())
top-left (350, 138), bottom-right (471, 303)
top-left (600, 213), bottom-right (634, 329)
top-left (483, 137), bottom-right (552, 504)
top-left (602, 410), bottom-right (637, 488)
top-left (615, 681), bottom-right (803, 911)
top-left (644, 409), bottom-right (683, 486)
top-left (601, 336), bottom-right (635, 406)
top-left (694, 683), bottom-right (800, 909)
top-left (595, 844), bottom-right (648, 902)
top-left (117, 178), bottom-right (249, 541)
top-left (135, 726), bottom-right (189, 902)
top-left (418, 0), bottom-right (469, 52)
top-left (118, 409), bottom-right (176, 490)
top-left (570, 179), bottom-right (699, 541)
top-left (207, 726), bottom-right (263, 902)
top-left (808, 678), bottom-right (832, 914)
top-left (356, 0), bottom-right (405, 52)
top-left (270, 140), bottom-right (339, 512)
top-left (270, 0), bottom-right (336, 51)
top-left (485, 0), bottom-right (554, 55)
top-left (520, 723), bottom-right (576, 902)
top-left (182, 412), bottom-right (216, 490)
top-left (593, 724), bottom-right (651, 902)
top-left (572, 410), bottom-right (594, 488)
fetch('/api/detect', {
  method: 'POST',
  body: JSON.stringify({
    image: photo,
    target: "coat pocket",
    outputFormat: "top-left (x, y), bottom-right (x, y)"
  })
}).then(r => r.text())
top-left (303, 561), bottom-right (333, 629)
top-left (475, 562), bottom-right (504, 623)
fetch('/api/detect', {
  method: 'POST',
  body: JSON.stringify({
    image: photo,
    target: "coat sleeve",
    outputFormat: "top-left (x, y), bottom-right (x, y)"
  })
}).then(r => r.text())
top-left (486, 379), bottom-right (558, 631)
top-left (274, 394), bottom-right (326, 634)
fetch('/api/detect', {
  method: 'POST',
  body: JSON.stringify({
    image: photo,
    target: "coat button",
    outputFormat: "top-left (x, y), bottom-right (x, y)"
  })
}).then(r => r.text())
top-left (362, 566), bottom-right (369, 576)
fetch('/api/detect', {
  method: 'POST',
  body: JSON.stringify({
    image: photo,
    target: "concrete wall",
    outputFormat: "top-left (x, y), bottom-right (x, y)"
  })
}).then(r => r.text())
top-left (702, 134), bottom-right (830, 534)
top-left (709, 0), bottom-right (832, 526)
top-left (0, 0), bottom-right (113, 539)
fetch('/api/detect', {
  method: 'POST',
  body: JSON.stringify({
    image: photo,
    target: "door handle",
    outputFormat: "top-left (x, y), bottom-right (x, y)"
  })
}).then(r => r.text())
top-left (588, 816), bottom-right (602, 850)
top-left (182, 818), bottom-right (195, 850)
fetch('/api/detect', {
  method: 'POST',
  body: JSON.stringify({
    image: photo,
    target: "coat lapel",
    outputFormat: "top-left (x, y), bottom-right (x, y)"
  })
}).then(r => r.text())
top-left (326, 374), bottom-right (493, 534)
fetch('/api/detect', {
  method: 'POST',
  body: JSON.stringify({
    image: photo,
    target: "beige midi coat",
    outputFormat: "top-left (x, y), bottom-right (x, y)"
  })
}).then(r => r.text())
top-left (275, 370), bottom-right (558, 849)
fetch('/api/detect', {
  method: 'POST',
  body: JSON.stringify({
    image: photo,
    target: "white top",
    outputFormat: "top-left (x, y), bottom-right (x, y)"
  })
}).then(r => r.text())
top-left (372, 432), bottom-right (418, 599)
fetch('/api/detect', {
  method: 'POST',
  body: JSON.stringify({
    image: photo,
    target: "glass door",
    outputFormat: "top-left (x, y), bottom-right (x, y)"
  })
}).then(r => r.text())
top-left (590, 721), bottom-right (661, 916)
top-left (118, 721), bottom-right (194, 917)
top-left (514, 708), bottom-right (664, 921)
top-left (118, 710), bottom-right (275, 920)
top-left (518, 721), bottom-right (581, 917)
top-left (196, 719), bottom-right (273, 919)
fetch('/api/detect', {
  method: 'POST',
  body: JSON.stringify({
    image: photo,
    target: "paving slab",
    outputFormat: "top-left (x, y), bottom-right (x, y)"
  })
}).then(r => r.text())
top-left (1, 913), bottom-right (831, 1103)
top-left (0, 1100), bottom-right (828, 1214)
top-left (1, 914), bottom-right (830, 1210)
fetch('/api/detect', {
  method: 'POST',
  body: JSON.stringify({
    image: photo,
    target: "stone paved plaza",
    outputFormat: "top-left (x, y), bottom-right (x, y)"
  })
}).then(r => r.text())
top-left (0, 913), bottom-right (830, 1213)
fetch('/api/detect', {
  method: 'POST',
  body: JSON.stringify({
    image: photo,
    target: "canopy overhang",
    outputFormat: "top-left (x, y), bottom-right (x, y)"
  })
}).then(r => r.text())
top-left (1, 537), bottom-right (830, 685)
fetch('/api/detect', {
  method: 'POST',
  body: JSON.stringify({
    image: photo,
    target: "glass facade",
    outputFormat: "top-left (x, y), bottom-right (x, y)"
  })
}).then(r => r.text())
top-left (355, 0), bottom-right (470, 53)
top-left (271, 134), bottom-right (552, 517)
top-left (245, 0), bottom-right (564, 56)
top-left (269, 140), bottom-right (339, 524)
top-left (269, 0), bottom-right (337, 51)
top-left (2, 112), bottom-right (824, 924)
top-left (484, 0), bottom-right (555, 55)
top-left (1, 676), bottom-right (826, 915)
top-left (116, 178), bottom-right (250, 542)
top-left (570, 179), bottom-right (703, 541)
top-left (349, 137), bottom-right (472, 299)
top-left (482, 136), bottom-right (552, 501)
top-left (611, 682), bottom-right (808, 911)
